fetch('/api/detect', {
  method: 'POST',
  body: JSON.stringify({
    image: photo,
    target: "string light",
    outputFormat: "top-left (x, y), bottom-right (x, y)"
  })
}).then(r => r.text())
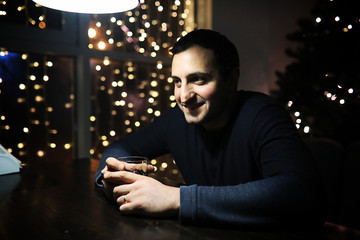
top-left (1, 0), bottom-right (190, 180)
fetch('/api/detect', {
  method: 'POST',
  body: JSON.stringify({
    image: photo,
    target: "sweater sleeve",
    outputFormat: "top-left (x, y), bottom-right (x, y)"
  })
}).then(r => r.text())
top-left (179, 101), bottom-right (326, 229)
top-left (180, 175), bottom-right (324, 229)
top-left (94, 108), bottom-right (173, 187)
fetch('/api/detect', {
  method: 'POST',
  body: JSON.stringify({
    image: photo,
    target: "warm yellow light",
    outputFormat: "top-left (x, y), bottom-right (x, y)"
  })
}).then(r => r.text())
top-left (117, 81), bottom-right (124, 87)
top-left (98, 41), bottom-right (106, 50)
top-left (35, 96), bottom-right (44, 102)
top-left (39, 21), bottom-right (46, 29)
top-left (150, 91), bottom-right (159, 98)
top-left (17, 5), bottom-right (25, 11)
top-left (150, 80), bottom-right (158, 87)
top-left (88, 28), bottom-right (96, 38)
top-left (49, 129), bottom-right (58, 134)
top-left (19, 84), bottom-right (26, 90)
top-left (37, 150), bottom-right (45, 157)
top-left (103, 57), bottom-right (110, 65)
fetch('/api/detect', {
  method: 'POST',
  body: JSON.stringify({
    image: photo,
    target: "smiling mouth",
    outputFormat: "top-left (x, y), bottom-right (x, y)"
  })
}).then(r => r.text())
top-left (182, 102), bottom-right (205, 111)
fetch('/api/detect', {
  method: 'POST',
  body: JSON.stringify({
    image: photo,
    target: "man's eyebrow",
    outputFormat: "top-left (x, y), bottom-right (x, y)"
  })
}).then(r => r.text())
top-left (188, 72), bottom-right (212, 78)
top-left (171, 72), bottom-right (213, 79)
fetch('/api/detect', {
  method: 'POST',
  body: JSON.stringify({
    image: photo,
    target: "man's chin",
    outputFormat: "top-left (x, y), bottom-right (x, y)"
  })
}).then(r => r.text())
top-left (184, 114), bottom-right (203, 125)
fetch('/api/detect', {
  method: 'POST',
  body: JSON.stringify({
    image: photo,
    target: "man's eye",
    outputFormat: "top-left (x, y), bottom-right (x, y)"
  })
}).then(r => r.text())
top-left (194, 77), bottom-right (205, 84)
top-left (173, 79), bottom-right (181, 87)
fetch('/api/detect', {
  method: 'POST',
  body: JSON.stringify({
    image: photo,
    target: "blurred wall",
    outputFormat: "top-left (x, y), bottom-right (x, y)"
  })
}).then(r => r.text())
top-left (212, 0), bottom-right (317, 94)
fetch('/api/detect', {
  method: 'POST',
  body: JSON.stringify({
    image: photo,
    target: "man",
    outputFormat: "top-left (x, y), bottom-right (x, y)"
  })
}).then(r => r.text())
top-left (95, 29), bottom-right (325, 229)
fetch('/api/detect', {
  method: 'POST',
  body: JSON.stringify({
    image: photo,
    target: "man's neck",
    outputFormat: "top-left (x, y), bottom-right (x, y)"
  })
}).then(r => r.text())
top-left (202, 92), bottom-right (239, 131)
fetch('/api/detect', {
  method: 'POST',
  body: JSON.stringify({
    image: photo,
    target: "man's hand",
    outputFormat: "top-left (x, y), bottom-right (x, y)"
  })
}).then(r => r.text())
top-left (100, 157), bottom-right (154, 200)
top-left (102, 157), bottom-right (180, 217)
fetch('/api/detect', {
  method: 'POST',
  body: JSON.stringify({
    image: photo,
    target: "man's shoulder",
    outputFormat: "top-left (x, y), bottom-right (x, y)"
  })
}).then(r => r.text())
top-left (237, 90), bottom-right (279, 109)
top-left (161, 104), bottom-right (184, 118)
top-left (153, 105), bottom-right (186, 126)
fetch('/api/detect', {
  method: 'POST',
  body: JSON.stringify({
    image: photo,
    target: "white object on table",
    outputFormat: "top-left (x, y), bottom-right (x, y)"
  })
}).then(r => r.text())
top-left (0, 144), bottom-right (21, 175)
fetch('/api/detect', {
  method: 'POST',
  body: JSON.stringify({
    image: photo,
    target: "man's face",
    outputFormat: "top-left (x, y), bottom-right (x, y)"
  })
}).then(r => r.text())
top-left (171, 45), bottom-right (233, 129)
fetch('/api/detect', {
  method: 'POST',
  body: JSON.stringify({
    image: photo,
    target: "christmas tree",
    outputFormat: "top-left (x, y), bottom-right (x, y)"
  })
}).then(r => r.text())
top-left (272, 0), bottom-right (360, 146)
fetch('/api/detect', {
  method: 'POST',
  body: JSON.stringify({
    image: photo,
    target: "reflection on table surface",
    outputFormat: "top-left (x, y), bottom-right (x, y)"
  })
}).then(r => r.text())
top-left (0, 158), bottom-right (359, 240)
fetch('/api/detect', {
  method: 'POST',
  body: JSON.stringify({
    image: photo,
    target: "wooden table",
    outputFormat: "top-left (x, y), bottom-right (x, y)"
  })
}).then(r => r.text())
top-left (0, 158), bottom-right (357, 240)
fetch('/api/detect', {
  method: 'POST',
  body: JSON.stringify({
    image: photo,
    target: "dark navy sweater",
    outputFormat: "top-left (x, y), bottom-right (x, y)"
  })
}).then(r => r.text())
top-left (95, 91), bottom-right (325, 229)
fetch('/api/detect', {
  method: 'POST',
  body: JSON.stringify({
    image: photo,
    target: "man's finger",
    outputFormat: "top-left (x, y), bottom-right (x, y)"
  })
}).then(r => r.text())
top-left (113, 184), bottom-right (131, 201)
top-left (105, 157), bottom-right (125, 171)
top-left (103, 169), bottom-right (142, 184)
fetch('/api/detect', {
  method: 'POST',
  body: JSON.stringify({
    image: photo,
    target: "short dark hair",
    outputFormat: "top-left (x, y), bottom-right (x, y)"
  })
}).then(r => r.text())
top-left (171, 29), bottom-right (239, 80)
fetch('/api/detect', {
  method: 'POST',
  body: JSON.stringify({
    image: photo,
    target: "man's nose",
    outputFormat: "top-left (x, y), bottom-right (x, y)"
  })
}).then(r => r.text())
top-left (180, 84), bottom-right (195, 103)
